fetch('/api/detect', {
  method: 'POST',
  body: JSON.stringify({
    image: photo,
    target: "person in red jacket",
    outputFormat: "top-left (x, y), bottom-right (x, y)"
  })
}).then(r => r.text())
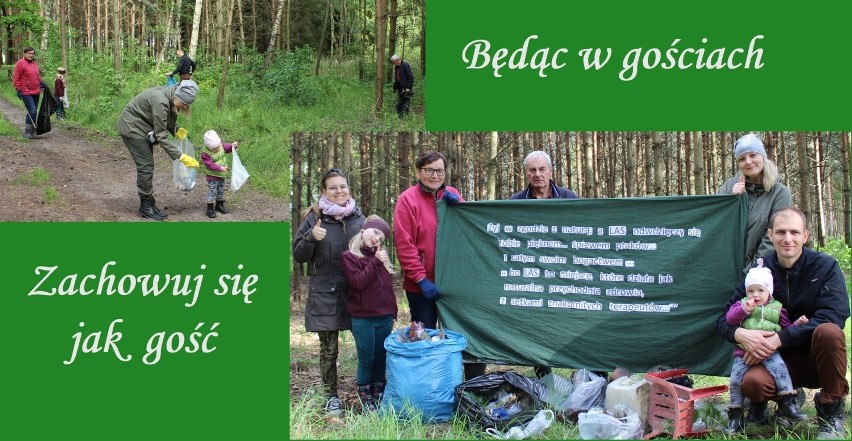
top-left (393, 150), bottom-right (463, 330)
top-left (341, 215), bottom-right (397, 413)
top-left (11, 47), bottom-right (47, 139)
top-left (54, 67), bottom-right (67, 120)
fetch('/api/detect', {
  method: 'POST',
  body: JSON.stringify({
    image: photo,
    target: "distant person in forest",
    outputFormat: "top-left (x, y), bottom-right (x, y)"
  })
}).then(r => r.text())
top-left (393, 150), bottom-right (462, 331)
top-left (11, 46), bottom-right (47, 139)
top-left (390, 54), bottom-right (413, 118)
top-left (167, 48), bottom-right (196, 81)
top-left (717, 133), bottom-right (791, 273)
top-left (293, 168), bottom-right (365, 417)
top-left (116, 80), bottom-right (200, 220)
top-left (54, 67), bottom-right (67, 120)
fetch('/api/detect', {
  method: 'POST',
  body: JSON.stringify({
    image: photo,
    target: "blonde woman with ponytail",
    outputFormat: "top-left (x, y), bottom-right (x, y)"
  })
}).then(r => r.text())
top-left (341, 215), bottom-right (397, 412)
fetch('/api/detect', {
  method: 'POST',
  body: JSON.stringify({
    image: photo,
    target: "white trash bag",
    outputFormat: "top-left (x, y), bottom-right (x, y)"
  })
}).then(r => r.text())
top-left (231, 147), bottom-right (249, 191)
top-left (173, 138), bottom-right (196, 192)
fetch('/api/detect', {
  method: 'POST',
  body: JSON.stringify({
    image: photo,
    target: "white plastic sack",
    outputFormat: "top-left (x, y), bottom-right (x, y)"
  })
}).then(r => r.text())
top-left (230, 147), bottom-right (249, 191)
top-left (173, 138), bottom-right (196, 192)
top-left (62, 90), bottom-right (69, 108)
top-left (578, 408), bottom-right (643, 440)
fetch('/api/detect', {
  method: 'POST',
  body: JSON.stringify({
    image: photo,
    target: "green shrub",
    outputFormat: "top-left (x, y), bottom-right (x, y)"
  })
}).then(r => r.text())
top-left (263, 46), bottom-right (320, 106)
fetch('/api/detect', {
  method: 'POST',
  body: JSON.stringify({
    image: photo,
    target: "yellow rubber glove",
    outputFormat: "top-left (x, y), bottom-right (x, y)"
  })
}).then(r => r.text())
top-left (179, 154), bottom-right (199, 168)
top-left (176, 127), bottom-right (188, 140)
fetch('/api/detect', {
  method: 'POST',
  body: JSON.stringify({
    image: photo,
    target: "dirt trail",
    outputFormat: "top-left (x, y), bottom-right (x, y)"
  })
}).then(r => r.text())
top-left (0, 95), bottom-right (288, 221)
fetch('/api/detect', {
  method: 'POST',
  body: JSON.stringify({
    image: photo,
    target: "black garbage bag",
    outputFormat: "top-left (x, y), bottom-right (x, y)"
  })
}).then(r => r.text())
top-left (36, 87), bottom-right (58, 135)
top-left (455, 371), bottom-right (546, 431)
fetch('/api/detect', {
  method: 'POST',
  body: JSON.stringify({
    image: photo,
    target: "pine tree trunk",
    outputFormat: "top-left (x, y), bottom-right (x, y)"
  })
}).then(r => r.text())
top-left (217, 0), bottom-right (236, 109)
top-left (692, 131), bottom-right (705, 195)
top-left (59, 0), bottom-right (67, 69)
top-left (841, 132), bottom-right (851, 246)
top-left (650, 132), bottom-right (661, 195)
top-left (313, 0), bottom-right (331, 75)
top-left (796, 132), bottom-right (811, 221)
top-left (291, 132), bottom-right (303, 294)
top-left (374, 0), bottom-right (387, 113)
top-left (582, 132), bottom-right (594, 198)
top-left (487, 131), bottom-right (498, 200)
top-left (113, 0), bottom-right (120, 72)
top-left (387, 0), bottom-right (398, 84)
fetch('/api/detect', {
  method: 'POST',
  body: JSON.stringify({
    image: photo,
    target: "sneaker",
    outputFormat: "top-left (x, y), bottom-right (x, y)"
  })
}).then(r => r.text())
top-left (324, 395), bottom-right (342, 417)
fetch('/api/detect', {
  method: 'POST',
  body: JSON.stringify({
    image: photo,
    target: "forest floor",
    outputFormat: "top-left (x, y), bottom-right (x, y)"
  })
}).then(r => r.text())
top-left (0, 95), bottom-right (288, 221)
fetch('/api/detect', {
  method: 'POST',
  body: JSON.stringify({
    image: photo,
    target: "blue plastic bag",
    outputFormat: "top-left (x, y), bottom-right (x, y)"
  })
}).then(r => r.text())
top-left (381, 328), bottom-right (467, 423)
top-left (166, 76), bottom-right (177, 86)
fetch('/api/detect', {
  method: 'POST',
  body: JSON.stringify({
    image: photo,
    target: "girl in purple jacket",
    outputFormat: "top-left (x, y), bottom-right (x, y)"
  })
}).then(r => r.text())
top-left (341, 215), bottom-right (397, 412)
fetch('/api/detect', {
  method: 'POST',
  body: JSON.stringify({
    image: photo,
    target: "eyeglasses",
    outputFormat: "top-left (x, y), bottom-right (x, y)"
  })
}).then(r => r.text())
top-left (422, 168), bottom-right (446, 177)
top-left (322, 168), bottom-right (344, 181)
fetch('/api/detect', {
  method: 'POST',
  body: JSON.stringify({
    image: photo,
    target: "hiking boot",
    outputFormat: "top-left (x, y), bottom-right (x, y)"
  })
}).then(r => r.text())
top-left (206, 203), bottom-right (217, 218)
top-left (22, 125), bottom-right (34, 139)
top-left (150, 196), bottom-right (168, 219)
top-left (358, 385), bottom-right (377, 412)
top-left (815, 393), bottom-right (848, 440)
top-left (324, 395), bottom-right (342, 417)
top-left (726, 406), bottom-right (745, 434)
top-left (138, 195), bottom-right (165, 221)
top-left (745, 401), bottom-right (770, 425)
top-left (215, 200), bottom-right (229, 214)
top-left (371, 381), bottom-right (385, 403)
top-left (777, 392), bottom-right (807, 421)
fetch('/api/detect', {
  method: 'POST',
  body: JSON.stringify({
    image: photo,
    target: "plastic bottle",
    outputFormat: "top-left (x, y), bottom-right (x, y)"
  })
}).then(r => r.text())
top-left (524, 409), bottom-right (554, 437)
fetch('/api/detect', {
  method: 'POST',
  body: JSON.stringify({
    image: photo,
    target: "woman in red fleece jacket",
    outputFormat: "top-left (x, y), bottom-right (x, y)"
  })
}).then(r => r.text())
top-left (12, 47), bottom-right (46, 138)
top-left (392, 150), bottom-right (463, 330)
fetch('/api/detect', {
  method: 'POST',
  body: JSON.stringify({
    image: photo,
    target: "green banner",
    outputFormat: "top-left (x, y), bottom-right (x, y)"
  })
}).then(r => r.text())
top-left (426, 0), bottom-right (852, 130)
top-left (0, 222), bottom-right (289, 439)
top-left (435, 195), bottom-right (746, 375)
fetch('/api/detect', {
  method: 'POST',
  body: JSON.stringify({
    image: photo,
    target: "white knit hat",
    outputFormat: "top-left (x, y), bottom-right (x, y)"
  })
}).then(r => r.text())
top-left (744, 266), bottom-right (774, 296)
top-left (203, 130), bottom-right (221, 149)
top-left (734, 133), bottom-right (767, 160)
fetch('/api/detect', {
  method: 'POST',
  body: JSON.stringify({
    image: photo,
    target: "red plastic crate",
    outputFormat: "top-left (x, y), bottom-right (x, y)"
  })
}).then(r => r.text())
top-left (644, 369), bottom-right (728, 439)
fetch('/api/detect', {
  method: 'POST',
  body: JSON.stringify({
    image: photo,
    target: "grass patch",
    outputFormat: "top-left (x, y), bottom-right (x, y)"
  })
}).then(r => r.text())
top-left (11, 167), bottom-right (52, 186)
top-left (43, 186), bottom-right (57, 203)
top-left (0, 113), bottom-right (18, 136)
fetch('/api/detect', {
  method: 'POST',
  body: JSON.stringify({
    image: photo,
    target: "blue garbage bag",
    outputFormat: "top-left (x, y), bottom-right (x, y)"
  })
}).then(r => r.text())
top-left (381, 328), bottom-right (467, 423)
top-left (166, 76), bottom-right (177, 86)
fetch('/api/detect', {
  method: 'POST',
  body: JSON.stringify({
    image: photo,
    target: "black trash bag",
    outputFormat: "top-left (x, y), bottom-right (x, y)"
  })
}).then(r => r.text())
top-left (455, 371), bottom-right (545, 431)
top-left (36, 87), bottom-right (58, 135)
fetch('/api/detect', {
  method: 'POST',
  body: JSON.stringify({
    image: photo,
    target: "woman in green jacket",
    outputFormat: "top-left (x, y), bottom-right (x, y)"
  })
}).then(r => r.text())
top-left (717, 133), bottom-right (792, 273)
top-left (116, 80), bottom-right (201, 220)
